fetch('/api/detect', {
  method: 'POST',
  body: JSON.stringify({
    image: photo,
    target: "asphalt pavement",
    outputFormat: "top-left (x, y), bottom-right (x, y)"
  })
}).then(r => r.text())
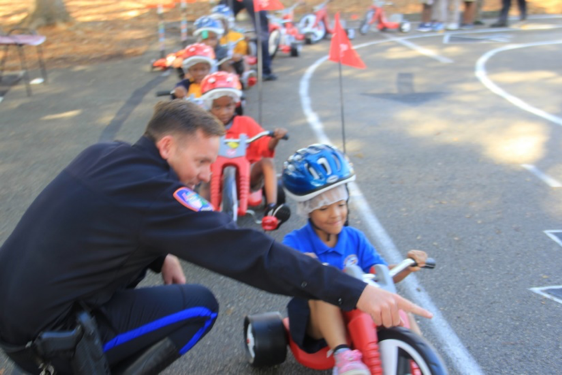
top-left (1, 14), bottom-right (562, 375)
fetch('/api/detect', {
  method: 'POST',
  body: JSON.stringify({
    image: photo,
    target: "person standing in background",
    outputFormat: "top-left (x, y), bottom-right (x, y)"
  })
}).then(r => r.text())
top-left (491, 0), bottom-right (527, 27)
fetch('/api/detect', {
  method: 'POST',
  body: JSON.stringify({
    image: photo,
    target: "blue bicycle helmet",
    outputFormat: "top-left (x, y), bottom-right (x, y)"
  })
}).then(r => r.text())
top-left (210, 5), bottom-right (235, 28)
top-left (194, 16), bottom-right (225, 38)
top-left (282, 144), bottom-right (356, 202)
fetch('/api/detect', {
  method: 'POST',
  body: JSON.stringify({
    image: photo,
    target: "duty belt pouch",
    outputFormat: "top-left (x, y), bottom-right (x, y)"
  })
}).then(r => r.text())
top-left (34, 311), bottom-right (110, 375)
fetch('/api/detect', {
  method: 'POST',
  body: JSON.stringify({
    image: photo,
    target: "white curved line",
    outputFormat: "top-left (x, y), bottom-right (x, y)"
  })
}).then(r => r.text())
top-left (299, 33), bottom-right (487, 375)
top-left (475, 40), bottom-right (562, 126)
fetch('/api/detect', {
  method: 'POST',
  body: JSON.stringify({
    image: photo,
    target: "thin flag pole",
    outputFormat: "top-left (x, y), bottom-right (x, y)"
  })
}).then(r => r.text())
top-left (337, 60), bottom-right (346, 154)
top-left (255, 9), bottom-right (264, 125)
top-left (335, 14), bottom-right (347, 154)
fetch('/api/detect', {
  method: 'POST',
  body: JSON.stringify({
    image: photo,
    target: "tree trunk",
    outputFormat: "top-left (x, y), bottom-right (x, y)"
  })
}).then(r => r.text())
top-left (23, 0), bottom-right (74, 29)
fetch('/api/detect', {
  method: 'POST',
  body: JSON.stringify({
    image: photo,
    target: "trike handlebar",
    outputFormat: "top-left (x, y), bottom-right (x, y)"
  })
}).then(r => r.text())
top-left (223, 131), bottom-right (289, 144)
top-left (344, 258), bottom-right (435, 293)
top-left (387, 257), bottom-right (435, 277)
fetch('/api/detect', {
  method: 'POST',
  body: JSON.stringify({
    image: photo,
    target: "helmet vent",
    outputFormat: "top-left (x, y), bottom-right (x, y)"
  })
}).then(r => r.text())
top-left (307, 165), bottom-right (320, 180)
top-left (318, 158), bottom-right (331, 175)
top-left (333, 155), bottom-right (341, 171)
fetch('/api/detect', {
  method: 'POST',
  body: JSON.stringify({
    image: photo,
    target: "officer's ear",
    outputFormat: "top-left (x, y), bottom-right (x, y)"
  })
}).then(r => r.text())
top-left (155, 135), bottom-right (175, 160)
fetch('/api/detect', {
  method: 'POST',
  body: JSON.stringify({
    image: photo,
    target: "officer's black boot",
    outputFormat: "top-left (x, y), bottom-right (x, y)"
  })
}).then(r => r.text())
top-left (113, 338), bottom-right (180, 375)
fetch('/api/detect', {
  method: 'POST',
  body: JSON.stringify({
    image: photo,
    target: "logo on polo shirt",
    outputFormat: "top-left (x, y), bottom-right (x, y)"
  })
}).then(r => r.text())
top-left (344, 254), bottom-right (359, 268)
top-left (173, 187), bottom-right (214, 212)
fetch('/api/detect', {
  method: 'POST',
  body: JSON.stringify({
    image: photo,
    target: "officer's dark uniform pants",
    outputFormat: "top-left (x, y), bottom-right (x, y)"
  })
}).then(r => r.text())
top-left (98, 284), bottom-right (218, 367)
top-left (8, 284), bottom-right (218, 374)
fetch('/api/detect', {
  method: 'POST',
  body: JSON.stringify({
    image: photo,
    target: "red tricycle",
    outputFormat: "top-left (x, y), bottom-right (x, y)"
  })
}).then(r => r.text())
top-left (267, 2), bottom-right (306, 58)
top-left (243, 258), bottom-right (448, 374)
top-left (298, 0), bottom-right (355, 44)
top-left (209, 131), bottom-right (289, 230)
top-left (359, 0), bottom-right (411, 35)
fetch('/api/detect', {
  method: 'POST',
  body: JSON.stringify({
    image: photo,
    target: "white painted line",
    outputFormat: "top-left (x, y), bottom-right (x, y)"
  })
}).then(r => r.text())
top-left (521, 164), bottom-right (562, 188)
top-left (443, 33), bottom-right (511, 44)
top-left (544, 230), bottom-right (562, 247)
top-left (530, 285), bottom-right (562, 305)
top-left (381, 33), bottom-right (454, 63)
top-left (300, 38), bottom-right (484, 375)
top-left (475, 41), bottom-right (562, 127)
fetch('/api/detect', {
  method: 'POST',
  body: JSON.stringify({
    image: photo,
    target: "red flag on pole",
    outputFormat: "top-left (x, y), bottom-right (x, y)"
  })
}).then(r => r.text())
top-left (329, 13), bottom-right (366, 69)
top-left (253, 0), bottom-right (285, 12)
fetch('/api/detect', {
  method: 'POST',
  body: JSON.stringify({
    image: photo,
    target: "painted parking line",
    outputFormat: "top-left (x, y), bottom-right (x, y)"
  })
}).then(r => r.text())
top-left (300, 33), bottom-right (487, 375)
top-left (475, 41), bottom-right (562, 127)
top-left (530, 285), bottom-right (562, 305)
top-left (521, 164), bottom-right (562, 188)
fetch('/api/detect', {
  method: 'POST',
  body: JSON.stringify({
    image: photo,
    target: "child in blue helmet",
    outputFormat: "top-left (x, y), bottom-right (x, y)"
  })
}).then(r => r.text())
top-left (210, 5), bottom-right (256, 88)
top-left (193, 16), bottom-right (232, 72)
top-left (282, 144), bottom-right (428, 375)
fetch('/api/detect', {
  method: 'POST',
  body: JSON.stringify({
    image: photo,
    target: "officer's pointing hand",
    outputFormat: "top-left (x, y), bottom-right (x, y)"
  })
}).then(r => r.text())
top-left (356, 285), bottom-right (433, 328)
top-left (162, 254), bottom-right (187, 285)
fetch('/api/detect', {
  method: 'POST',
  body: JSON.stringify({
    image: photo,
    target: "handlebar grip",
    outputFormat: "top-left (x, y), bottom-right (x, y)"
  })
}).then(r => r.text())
top-left (266, 131), bottom-right (289, 140)
top-left (156, 90), bottom-right (172, 97)
top-left (423, 258), bottom-right (436, 269)
top-left (407, 257), bottom-right (436, 269)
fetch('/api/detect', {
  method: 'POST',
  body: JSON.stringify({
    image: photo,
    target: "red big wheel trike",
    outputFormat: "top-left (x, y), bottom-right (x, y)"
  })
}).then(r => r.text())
top-left (359, 0), bottom-right (411, 35)
top-left (243, 258), bottom-right (448, 374)
top-left (210, 131), bottom-right (289, 230)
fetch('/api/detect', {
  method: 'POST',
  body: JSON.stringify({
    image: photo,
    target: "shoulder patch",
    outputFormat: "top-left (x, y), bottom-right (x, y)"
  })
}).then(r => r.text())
top-left (173, 187), bottom-right (214, 212)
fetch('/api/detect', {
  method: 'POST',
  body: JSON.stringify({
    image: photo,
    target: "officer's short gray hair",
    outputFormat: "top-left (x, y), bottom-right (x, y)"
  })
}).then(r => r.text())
top-left (144, 100), bottom-right (225, 141)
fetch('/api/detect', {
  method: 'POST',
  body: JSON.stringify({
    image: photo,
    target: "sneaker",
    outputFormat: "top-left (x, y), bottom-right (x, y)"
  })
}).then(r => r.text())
top-left (432, 22), bottom-right (444, 31)
top-left (263, 73), bottom-right (277, 81)
top-left (264, 203), bottom-right (291, 228)
top-left (490, 20), bottom-right (507, 27)
top-left (460, 23), bottom-right (474, 30)
top-left (446, 22), bottom-right (459, 30)
top-left (417, 22), bottom-right (432, 32)
top-left (333, 349), bottom-right (369, 375)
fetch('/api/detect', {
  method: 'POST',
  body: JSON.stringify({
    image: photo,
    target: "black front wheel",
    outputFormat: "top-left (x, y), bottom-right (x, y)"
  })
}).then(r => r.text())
top-left (244, 312), bottom-right (287, 367)
top-left (377, 327), bottom-right (448, 375)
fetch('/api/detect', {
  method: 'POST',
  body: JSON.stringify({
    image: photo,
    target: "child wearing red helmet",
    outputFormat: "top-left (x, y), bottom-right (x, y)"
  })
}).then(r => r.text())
top-left (200, 72), bottom-right (289, 225)
top-left (171, 43), bottom-right (215, 100)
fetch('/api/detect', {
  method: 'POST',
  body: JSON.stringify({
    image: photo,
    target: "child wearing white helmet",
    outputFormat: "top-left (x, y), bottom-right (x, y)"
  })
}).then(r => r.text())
top-left (282, 144), bottom-right (429, 375)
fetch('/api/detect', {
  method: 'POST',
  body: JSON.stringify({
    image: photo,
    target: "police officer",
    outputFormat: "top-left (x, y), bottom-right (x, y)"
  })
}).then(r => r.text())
top-left (0, 100), bottom-right (432, 374)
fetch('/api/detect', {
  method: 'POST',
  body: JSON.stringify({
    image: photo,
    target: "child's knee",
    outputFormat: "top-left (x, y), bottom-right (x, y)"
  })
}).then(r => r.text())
top-left (261, 157), bottom-right (275, 169)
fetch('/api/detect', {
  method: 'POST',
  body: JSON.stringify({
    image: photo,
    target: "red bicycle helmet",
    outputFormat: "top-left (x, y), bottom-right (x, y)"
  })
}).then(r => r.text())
top-left (180, 43), bottom-right (215, 70)
top-left (200, 72), bottom-right (242, 108)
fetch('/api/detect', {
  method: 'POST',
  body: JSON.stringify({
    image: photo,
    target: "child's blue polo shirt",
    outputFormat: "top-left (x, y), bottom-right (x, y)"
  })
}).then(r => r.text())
top-left (283, 221), bottom-right (387, 273)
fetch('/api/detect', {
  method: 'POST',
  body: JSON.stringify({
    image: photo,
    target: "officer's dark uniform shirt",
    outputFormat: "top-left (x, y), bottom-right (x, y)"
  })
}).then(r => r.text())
top-left (0, 136), bottom-right (366, 345)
